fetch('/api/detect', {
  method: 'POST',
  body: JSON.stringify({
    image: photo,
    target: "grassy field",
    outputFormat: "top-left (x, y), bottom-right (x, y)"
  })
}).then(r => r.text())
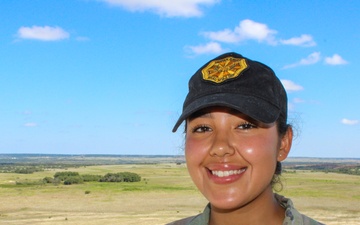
top-left (0, 163), bottom-right (359, 225)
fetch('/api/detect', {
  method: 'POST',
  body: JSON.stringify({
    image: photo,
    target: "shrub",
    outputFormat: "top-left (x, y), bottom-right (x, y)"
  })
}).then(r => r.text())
top-left (14, 166), bottom-right (43, 174)
top-left (43, 177), bottom-right (54, 183)
top-left (99, 173), bottom-right (123, 182)
top-left (43, 171), bottom-right (141, 185)
top-left (63, 176), bottom-right (83, 185)
top-left (54, 171), bottom-right (80, 181)
top-left (81, 174), bottom-right (102, 182)
top-left (121, 172), bottom-right (141, 182)
top-left (99, 172), bottom-right (141, 182)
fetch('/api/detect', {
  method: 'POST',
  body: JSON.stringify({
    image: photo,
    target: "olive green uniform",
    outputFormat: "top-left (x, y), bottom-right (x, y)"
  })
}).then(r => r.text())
top-left (166, 194), bottom-right (325, 225)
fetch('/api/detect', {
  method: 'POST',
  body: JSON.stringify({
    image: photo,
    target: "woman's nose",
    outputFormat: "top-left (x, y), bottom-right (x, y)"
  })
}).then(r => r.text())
top-left (209, 131), bottom-right (235, 157)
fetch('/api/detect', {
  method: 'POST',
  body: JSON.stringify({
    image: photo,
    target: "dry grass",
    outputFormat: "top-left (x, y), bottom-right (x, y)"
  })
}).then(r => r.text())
top-left (0, 164), bottom-right (359, 225)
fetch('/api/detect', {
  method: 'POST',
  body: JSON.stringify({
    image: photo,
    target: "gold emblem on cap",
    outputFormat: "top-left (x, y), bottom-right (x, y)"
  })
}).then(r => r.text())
top-left (202, 57), bottom-right (248, 83)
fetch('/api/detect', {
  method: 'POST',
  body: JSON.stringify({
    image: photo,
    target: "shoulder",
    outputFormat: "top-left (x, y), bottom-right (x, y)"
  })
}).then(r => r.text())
top-left (165, 216), bottom-right (197, 225)
top-left (301, 214), bottom-right (326, 225)
top-left (275, 194), bottom-right (325, 225)
top-left (165, 204), bottom-right (210, 225)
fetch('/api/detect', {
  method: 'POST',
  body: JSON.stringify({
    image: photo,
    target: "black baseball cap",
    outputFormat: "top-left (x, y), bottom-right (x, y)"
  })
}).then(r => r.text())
top-left (172, 52), bottom-right (287, 132)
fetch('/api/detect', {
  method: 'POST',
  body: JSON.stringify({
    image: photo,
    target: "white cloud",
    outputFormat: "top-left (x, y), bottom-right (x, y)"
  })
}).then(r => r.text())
top-left (17, 26), bottom-right (69, 41)
top-left (293, 98), bottom-right (305, 103)
top-left (202, 19), bottom-right (277, 45)
top-left (341, 118), bottom-right (359, 125)
top-left (100, 0), bottom-right (219, 17)
top-left (280, 34), bottom-right (316, 47)
top-left (298, 52), bottom-right (321, 65)
top-left (187, 19), bottom-right (318, 55)
top-left (281, 80), bottom-right (304, 93)
top-left (201, 19), bottom-right (317, 47)
top-left (325, 54), bottom-right (348, 65)
top-left (235, 19), bottom-right (277, 44)
top-left (201, 29), bottom-right (239, 43)
top-left (24, 122), bottom-right (37, 127)
top-left (185, 42), bottom-right (224, 55)
top-left (283, 52), bottom-right (321, 69)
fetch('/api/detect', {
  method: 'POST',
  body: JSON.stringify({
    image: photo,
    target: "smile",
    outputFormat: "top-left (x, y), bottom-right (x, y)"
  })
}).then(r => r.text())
top-left (211, 168), bottom-right (246, 177)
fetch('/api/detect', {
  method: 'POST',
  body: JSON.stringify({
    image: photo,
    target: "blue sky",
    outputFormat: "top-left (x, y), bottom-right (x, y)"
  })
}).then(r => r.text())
top-left (1, 1), bottom-right (359, 158)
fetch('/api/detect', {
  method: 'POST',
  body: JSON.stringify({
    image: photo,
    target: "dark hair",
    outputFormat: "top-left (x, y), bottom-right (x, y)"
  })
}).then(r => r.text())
top-left (272, 113), bottom-right (292, 192)
top-left (277, 113), bottom-right (290, 136)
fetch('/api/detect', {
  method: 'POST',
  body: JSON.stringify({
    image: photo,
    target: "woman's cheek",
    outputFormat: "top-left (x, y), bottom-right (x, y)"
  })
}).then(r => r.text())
top-left (238, 135), bottom-right (278, 162)
top-left (244, 147), bottom-right (254, 155)
top-left (185, 137), bottom-right (201, 168)
top-left (185, 138), bottom-right (207, 190)
top-left (185, 136), bottom-right (209, 160)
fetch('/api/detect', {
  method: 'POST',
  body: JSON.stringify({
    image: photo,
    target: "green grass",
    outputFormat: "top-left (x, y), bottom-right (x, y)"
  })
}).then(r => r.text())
top-left (0, 163), bottom-right (195, 194)
top-left (280, 171), bottom-right (360, 199)
top-left (0, 164), bottom-right (359, 225)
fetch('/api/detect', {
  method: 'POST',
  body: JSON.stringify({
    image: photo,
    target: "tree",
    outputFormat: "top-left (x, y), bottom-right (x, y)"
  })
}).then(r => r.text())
top-left (63, 176), bottom-right (83, 185)
top-left (99, 172), bottom-right (141, 182)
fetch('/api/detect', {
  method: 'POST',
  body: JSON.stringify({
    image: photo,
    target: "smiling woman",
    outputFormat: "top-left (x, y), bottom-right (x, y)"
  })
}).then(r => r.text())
top-left (167, 52), bottom-right (324, 225)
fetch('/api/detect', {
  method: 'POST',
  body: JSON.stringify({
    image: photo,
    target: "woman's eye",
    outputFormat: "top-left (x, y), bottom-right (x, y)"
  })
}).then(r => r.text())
top-left (237, 122), bottom-right (257, 130)
top-left (192, 125), bottom-right (212, 133)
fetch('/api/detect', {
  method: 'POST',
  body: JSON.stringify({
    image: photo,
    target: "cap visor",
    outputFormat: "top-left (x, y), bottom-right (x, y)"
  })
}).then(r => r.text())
top-left (172, 93), bottom-right (280, 132)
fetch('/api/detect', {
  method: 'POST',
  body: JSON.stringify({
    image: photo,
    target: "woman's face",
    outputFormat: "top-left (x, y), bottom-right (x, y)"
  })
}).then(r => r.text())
top-left (185, 107), bottom-right (291, 211)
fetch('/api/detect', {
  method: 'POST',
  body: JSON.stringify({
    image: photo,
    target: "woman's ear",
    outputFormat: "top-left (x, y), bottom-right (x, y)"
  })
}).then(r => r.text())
top-left (277, 127), bottom-right (293, 162)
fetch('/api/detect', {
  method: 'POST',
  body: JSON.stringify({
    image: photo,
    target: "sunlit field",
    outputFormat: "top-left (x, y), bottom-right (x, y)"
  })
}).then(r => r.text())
top-left (0, 163), bottom-right (359, 225)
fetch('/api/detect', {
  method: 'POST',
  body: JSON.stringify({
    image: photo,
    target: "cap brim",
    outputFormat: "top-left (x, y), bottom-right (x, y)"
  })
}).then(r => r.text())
top-left (172, 93), bottom-right (280, 132)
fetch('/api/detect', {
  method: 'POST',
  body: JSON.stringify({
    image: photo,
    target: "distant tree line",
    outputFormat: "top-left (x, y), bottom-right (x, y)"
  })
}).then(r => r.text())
top-left (0, 164), bottom-right (82, 174)
top-left (43, 171), bottom-right (141, 185)
top-left (329, 166), bottom-right (360, 176)
top-left (0, 165), bottom-right (44, 174)
top-left (285, 163), bottom-right (360, 176)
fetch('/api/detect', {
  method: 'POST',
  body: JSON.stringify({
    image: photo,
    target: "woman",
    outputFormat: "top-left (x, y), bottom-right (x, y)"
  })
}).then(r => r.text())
top-left (168, 52), bottom-right (324, 225)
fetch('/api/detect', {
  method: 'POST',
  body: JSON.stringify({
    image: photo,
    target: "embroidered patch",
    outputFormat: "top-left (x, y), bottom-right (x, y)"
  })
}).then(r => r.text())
top-left (202, 57), bottom-right (248, 83)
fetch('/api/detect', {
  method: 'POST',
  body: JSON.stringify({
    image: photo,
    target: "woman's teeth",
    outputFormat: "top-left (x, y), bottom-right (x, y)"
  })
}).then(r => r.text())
top-left (211, 168), bottom-right (246, 177)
